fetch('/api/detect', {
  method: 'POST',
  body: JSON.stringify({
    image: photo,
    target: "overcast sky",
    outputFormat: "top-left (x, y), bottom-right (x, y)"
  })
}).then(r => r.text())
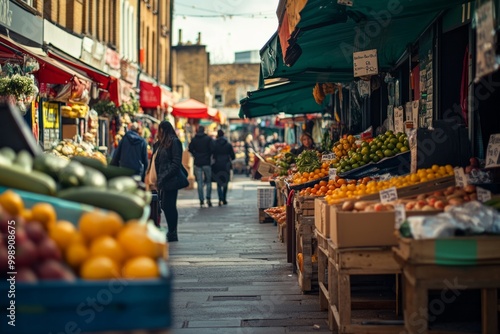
top-left (172, 0), bottom-right (279, 64)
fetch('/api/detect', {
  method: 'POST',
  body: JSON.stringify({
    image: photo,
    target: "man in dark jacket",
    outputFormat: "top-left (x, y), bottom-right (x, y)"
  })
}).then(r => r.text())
top-left (188, 125), bottom-right (213, 207)
top-left (211, 130), bottom-right (236, 206)
top-left (110, 122), bottom-right (149, 181)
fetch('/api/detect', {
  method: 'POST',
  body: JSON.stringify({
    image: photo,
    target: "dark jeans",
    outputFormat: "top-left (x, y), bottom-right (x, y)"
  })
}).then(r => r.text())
top-left (160, 189), bottom-right (179, 233)
top-left (216, 182), bottom-right (228, 201)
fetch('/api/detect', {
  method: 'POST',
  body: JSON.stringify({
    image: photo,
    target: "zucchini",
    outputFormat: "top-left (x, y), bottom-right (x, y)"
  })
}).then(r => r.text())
top-left (33, 153), bottom-right (69, 179)
top-left (72, 155), bottom-right (135, 179)
top-left (0, 147), bottom-right (16, 162)
top-left (0, 164), bottom-right (57, 195)
top-left (59, 161), bottom-right (87, 187)
top-left (107, 176), bottom-right (138, 193)
top-left (14, 150), bottom-right (33, 173)
top-left (57, 187), bottom-right (145, 221)
top-left (82, 166), bottom-right (107, 188)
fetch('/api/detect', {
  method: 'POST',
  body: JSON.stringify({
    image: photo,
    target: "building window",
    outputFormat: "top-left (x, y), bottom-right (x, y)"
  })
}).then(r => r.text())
top-left (22, 0), bottom-right (34, 6)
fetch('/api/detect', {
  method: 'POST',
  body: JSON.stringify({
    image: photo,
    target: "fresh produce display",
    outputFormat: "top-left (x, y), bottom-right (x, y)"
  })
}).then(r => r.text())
top-left (295, 150), bottom-right (322, 173)
top-left (264, 206), bottom-right (286, 224)
top-left (325, 164), bottom-right (455, 205)
top-left (270, 151), bottom-right (296, 176)
top-left (298, 177), bottom-right (372, 197)
top-left (50, 139), bottom-right (107, 165)
top-left (0, 189), bottom-right (165, 282)
top-left (331, 131), bottom-right (409, 174)
top-left (338, 185), bottom-right (477, 212)
top-left (0, 150), bottom-right (148, 220)
top-left (289, 161), bottom-right (331, 186)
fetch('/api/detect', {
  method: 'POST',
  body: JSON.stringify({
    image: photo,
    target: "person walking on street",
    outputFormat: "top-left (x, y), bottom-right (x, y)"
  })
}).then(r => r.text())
top-left (110, 122), bottom-right (148, 181)
top-left (155, 121), bottom-right (189, 242)
top-left (188, 125), bottom-right (214, 207)
top-left (244, 134), bottom-right (257, 177)
top-left (211, 130), bottom-right (236, 206)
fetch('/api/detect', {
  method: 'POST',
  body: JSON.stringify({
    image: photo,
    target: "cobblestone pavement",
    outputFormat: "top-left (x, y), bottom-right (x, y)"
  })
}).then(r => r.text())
top-left (165, 174), bottom-right (331, 333)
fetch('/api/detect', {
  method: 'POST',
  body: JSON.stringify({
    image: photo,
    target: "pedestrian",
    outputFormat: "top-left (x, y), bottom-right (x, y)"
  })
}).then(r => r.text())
top-left (291, 132), bottom-right (317, 155)
top-left (188, 125), bottom-right (214, 207)
top-left (244, 133), bottom-right (257, 177)
top-left (211, 129), bottom-right (236, 206)
top-left (110, 122), bottom-right (148, 181)
top-left (155, 120), bottom-right (189, 242)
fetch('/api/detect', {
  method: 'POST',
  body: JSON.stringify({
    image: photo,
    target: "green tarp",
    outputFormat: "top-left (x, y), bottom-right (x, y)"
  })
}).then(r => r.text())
top-left (260, 0), bottom-right (472, 85)
top-left (239, 81), bottom-right (327, 118)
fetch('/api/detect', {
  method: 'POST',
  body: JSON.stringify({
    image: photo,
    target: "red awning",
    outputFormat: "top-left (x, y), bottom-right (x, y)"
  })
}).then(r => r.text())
top-left (171, 98), bottom-right (209, 119)
top-left (46, 47), bottom-right (120, 106)
top-left (139, 80), bottom-right (161, 108)
top-left (0, 36), bottom-right (89, 85)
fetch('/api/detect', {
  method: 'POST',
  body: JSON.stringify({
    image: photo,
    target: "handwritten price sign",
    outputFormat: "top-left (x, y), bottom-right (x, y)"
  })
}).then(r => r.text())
top-left (380, 187), bottom-right (398, 204)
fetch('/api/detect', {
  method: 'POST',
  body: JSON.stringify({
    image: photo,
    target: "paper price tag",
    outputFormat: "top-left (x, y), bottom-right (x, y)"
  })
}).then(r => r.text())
top-left (329, 168), bottom-right (337, 180)
top-left (322, 153), bottom-right (335, 161)
top-left (394, 204), bottom-right (406, 229)
top-left (476, 187), bottom-right (492, 202)
top-left (454, 167), bottom-right (468, 187)
top-left (380, 187), bottom-right (398, 204)
top-left (379, 173), bottom-right (392, 181)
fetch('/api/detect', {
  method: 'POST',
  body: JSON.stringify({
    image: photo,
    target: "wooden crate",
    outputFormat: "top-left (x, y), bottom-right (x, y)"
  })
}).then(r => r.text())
top-left (258, 208), bottom-right (274, 224)
top-left (293, 196), bottom-right (315, 215)
top-left (295, 215), bottom-right (317, 292)
top-left (393, 245), bottom-right (500, 334)
top-left (315, 230), bottom-right (332, 328)
top-left (328, 241), bottom-right (404, 333)
top-left (395, 235), bottom-right (500, 266)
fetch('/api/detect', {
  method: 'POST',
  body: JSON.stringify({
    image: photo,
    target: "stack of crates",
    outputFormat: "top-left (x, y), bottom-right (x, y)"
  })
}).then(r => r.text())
top-left (257, 186), bottom-right (275, 223)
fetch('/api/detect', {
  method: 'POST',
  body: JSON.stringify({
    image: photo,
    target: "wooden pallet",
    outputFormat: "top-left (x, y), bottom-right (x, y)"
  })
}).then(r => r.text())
top-left (328, 241), bottom-right (404, 333)
top-left (316, 230), bottom-right (332, 329)
top-left (293, 195), bottom-right (315, 214)
top-left (295, 215), bottom-right (317, 293)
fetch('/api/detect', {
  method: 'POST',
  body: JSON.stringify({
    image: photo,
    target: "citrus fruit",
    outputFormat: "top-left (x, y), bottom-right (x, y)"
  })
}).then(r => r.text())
top-left (122, 256), bottom-right (160, 279)
top-left (79, 210), bottom-right (122, 241)
top-left (49, 220), bottom-right (77, 251)
top-left (65, 243), bottom-right (89, 269)
top-left (80, 256), bottom-right (120, 280)
top-left (117, 225), bottom-right (158, 259)
top-left (0, 190), bottom-right (24, 216)
top-left (30, 202), bottom-right (57, 230)
top-left (89, 235), bottom-right (125, 264)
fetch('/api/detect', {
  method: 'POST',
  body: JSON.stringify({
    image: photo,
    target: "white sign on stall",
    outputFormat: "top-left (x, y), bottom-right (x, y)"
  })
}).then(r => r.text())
top-left (485, 133), bottom-right (500, 168)
top-left (411, 100), bottom-right (420, 128)
top-left (353, 49), bottom-right (379, 78)
top-left (394, 106), bottom-right (404, 134)
top-left (475, 0), bottom-right (498, 82)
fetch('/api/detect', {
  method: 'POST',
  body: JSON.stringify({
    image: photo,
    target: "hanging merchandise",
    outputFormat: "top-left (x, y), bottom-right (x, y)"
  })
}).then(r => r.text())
top-left (312, 118), bottom-right (323, 145)
top-left (474, 0), bottom-right (498, 82)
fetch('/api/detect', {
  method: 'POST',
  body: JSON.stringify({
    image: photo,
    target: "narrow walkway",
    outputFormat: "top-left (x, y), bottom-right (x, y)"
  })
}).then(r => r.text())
top-left (166, 174), bottom-right (330, 333)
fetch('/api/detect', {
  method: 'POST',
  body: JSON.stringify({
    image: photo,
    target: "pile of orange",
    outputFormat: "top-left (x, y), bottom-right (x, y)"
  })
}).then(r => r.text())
top-left (298, 177), bottom-right (372, 197)
top-left (290, 162), bottom-right (331, 185)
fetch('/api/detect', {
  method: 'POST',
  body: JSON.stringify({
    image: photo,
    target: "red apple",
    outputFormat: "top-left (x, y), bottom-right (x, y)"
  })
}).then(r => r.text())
top-left (36, 259), bottom-right (76, 281)
top-left (374, 203), bottom-right (388, 212)
top-left (405, 201), bottom-right (416, 210)
top-left (25, 221), bottom-right (47, 244)
top-left (37, 237), bottom-right (62, 261)
top-left (16, 239), bottom-right (38, 268)
top-left (17, 267), bottom-right (38, 283)
top-left (434, 200), bottom-right (446, 210)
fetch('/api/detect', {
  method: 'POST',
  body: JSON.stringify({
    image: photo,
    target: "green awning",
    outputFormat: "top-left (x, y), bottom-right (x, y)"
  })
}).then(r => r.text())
top-left (260, 0), bottom-right (471, 86)
top-left (239, 81), bottom-right (327, 118)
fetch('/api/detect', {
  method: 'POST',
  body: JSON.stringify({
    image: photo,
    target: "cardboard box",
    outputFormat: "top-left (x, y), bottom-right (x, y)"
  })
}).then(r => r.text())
top-left (395, 235), bottom-right (500, 265)
top-left (329, 206), bottom-right (397, 248)
top-left (314, 197), bottom-right (331, 237)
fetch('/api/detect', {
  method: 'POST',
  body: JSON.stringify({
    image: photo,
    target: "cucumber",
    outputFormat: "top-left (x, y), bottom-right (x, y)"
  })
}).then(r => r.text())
top-left (82, 166), bottom-right (107, 188)
top-left (72, 155), bottom-right (136, 179)
top-left (0, 147), bottom-right (16, 162)
top-left (57, 186), bottom-right (145, 221)
top-left (33, 153), bottom-right (69, 179)
top-left (0, 164), bottom-right (57, 195)
top-left (59, 161), bottom-right (87, 187)
top-left (14, 150), bottom-right (33, 173)
top-left (107, 176), bottom-right (138, 193)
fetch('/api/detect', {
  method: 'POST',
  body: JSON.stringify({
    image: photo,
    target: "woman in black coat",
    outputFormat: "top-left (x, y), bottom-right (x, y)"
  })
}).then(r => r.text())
top-left (211, 130), bottom-right (236, 206)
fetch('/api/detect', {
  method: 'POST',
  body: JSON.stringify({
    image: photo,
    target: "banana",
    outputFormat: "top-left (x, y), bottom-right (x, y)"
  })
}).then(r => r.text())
top-left (57, 187), bottom-right (145, 221)
top-left (0, 164), bottom-right (57, 196)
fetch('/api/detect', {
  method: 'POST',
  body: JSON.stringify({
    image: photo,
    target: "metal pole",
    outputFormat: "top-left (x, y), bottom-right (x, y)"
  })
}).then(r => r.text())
top-left (136, 0), bottom-right (142, 88)
top-left (156, 0), bottom-right (161, 83)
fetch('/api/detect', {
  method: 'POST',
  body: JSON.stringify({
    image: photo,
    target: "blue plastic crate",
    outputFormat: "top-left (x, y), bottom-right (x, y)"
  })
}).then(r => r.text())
top-left (0, 265), bottom-right (172, 334)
